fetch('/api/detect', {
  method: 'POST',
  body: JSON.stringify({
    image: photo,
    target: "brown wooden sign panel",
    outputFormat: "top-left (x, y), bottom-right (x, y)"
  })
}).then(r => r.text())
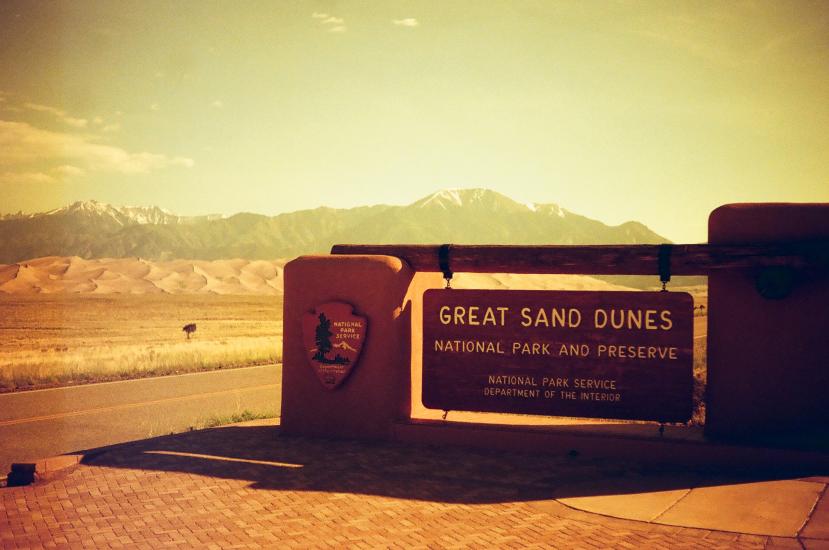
top-left (303, 302), bottom-right (367, 390)
top-left (422, 289), bottom-right (693, 422)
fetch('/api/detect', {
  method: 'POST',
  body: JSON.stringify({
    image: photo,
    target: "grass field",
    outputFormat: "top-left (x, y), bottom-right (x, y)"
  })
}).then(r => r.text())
top-left (0, 291), bottom-right (708, 425)
top-left (0, 294), bottom-right (282, 392)
top-left (692, 315), bottom-right (708, 425)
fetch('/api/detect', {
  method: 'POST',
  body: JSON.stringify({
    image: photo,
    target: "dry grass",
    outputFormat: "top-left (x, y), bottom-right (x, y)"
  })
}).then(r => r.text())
top-left (197, 409), bottom-right (278, 429)
top-left (0, 294), bottom-right (282, 391)
top-left (0, 291), bottom-right (709, 427)
top-left (686, 312), bottom-right (708, 426)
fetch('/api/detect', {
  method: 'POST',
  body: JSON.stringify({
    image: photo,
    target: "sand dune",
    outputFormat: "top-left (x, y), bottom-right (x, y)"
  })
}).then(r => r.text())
top-left (0, 257), bottom-right (286, 295)
top-left (449, 272), bottom-right (634, 292)
top-left (0, 256), bottom-right (637, 295)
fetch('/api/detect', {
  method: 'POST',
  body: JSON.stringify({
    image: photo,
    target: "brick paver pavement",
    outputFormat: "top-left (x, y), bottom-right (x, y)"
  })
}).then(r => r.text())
top-left (0, 422), bottom-right (817, 548)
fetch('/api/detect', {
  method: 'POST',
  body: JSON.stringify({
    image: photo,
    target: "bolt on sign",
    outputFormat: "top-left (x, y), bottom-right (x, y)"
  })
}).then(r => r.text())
top-left (422, 289), bottom-right (694, 422)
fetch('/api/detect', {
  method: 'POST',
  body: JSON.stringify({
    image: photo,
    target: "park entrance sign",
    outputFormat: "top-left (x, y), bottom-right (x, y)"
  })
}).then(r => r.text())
top-left (283, 207), bottom-right (829, 445)
top-left (422, 289), bottom-right (694, 422)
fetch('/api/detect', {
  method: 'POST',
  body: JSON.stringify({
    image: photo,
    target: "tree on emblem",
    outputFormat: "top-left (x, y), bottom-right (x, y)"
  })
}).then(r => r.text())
top-left (314, 313), bottom-right (333, 361)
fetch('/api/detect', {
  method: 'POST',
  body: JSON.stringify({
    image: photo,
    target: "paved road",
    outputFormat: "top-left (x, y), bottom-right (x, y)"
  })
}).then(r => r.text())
top-left (0, 317), bottom-right (707, 476)
top-left (0, 364), bottom-right (281, 475)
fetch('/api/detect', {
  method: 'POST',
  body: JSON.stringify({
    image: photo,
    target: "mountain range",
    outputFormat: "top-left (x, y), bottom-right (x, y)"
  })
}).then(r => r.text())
top-left (0, 189), bottom-right (669, 264)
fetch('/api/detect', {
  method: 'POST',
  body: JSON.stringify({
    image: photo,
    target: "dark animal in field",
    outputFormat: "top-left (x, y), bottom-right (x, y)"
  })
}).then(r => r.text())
top-left (182, 323), bottom-right (197, 339)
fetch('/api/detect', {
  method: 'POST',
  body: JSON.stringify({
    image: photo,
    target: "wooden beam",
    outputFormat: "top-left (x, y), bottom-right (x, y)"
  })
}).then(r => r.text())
top-left (330, 243), bottom-right (829, 275)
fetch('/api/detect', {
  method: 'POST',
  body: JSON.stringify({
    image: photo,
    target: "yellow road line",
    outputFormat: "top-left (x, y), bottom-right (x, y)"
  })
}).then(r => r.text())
top-left (144, 450), bottom-right (301, 468)
top-left (1, 363), bottom-right (281, 396)
top-left (0, 384), bottom-right (279, 427)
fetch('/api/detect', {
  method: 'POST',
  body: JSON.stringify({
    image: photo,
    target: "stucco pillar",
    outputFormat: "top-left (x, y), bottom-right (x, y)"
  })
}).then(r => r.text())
top-left (281, 255), bottom-right (415, 440)
top-left (706, 203), bottom-right (829, 439)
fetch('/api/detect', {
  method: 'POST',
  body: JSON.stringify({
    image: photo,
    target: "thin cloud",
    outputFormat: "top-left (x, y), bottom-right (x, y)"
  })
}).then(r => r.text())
top-left (0, 171), bottom-right (58, 185)
top-left (392, 18), bottom-right (418, 27)
top-left (0, 120), bottom-right (194, 178)
top-left (312, 12), bottom-right (346, 32)
top-left (63, 116), bottom-right (88, 128)
top-left (172, 157), bottom-right (194, 168)
top-left (150, 103), bottom-right (160, 111)
top-left (619, 8), bottom-right (820, 69)
top-left (23, 102), bottom-right (88, 128)
top-left (1, 165), bottom-right (88, 184)
top-left (101, 123), bottom-right (121, 133)
top-left (22, 102), bottom-right (60, 115)
top-left (211, 100), bottom-right (224, 109)
top-left (54, 165), bottom-right (85, 177)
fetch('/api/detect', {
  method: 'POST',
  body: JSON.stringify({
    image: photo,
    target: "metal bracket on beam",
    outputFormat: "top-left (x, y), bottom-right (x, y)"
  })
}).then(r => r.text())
top-left (658, 244), bottom-right (672, 291)
top-left (755, 266), bottom-right (795, 299)
top-left (439, 244), bottom-right (453, 289)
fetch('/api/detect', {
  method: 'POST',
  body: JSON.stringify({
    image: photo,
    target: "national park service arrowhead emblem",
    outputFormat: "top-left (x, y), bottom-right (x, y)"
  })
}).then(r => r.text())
top-left (302, 302), bottom-right (367, 390)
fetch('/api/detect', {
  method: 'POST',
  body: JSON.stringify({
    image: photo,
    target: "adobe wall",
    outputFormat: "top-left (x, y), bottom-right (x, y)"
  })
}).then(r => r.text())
top-left (706, 203), bottom-right (829, 438)
top-left (281, 255), bottom-right (440, 440)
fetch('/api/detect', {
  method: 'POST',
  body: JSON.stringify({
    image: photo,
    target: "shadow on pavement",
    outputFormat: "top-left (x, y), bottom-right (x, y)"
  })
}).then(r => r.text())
top-left (81, 424), bottom-right (828, 504)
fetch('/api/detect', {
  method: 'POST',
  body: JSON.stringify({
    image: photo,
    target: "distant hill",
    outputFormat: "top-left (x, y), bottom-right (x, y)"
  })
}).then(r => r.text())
top-left (0, 189), bottom-right (669, 264)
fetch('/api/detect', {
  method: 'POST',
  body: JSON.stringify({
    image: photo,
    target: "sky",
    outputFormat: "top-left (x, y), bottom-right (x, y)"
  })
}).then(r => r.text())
top-left (0, 1), bottom-right (827, 243)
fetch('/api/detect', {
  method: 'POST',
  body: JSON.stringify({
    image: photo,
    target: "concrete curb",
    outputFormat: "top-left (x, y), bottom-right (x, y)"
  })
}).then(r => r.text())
top-left (3, 418), bottom-right (280, 487)
top-left (6, 453), bottom-right (85, 487)
top-left (551, 477), bottom-right (829, 540)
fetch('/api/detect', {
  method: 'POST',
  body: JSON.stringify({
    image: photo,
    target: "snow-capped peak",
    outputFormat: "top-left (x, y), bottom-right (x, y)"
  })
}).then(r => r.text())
top-left (118, 204), bottom-right (179, 225)
top-left (47, 199), bottom-right (111, 216)
top-left (35, 200), bottom-right (210, 226)
top-left (411, 188), bottom-right (528, 213)
top-left (43, 200), bottom-right (128, 225)
top-left (532, 203), bottom-right (568, 218)
top-left (415, 189), bottom-right (466, 209)
top-left (11, 200), bottom-right (227, 226)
